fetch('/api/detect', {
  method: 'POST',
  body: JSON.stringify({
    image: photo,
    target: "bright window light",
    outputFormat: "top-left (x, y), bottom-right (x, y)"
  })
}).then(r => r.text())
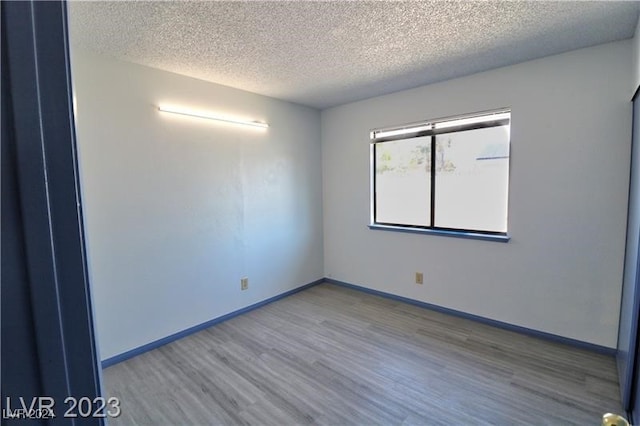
top-left (434, 112), bottom-right (510, 130)
top-left (372, 124), bottom-right (432, 140)
top-left (371, 108), bottom-right (511, 238)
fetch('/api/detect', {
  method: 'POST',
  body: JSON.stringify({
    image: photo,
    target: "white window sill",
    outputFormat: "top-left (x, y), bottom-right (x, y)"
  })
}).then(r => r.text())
top-left (368, 224), bottom-right (510, 243)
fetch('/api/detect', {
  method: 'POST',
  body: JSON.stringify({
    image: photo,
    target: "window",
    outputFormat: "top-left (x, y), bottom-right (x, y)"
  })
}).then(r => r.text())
top-left (370, 109), bottom-right (510, 240)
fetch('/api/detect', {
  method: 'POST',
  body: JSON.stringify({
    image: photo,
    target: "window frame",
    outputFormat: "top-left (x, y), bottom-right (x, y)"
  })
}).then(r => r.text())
top-left (369, 108), bottom-right (511, 242)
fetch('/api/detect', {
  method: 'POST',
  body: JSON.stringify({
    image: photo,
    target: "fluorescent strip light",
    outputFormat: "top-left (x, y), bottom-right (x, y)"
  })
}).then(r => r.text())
top-left (434, 112), bottom-right (510, 130)
top-left (158, 105), bottom-right (269, 129)
top-left (373, 124), bottom-right (432, 139)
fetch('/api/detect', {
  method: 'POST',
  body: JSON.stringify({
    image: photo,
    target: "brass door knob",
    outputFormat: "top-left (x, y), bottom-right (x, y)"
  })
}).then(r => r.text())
top-left (602, 413), bottom-right (630, 426)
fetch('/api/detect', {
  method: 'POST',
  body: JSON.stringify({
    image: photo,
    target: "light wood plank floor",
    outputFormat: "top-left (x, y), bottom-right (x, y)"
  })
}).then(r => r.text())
top-left (103, 283), bottom-right (622, 425)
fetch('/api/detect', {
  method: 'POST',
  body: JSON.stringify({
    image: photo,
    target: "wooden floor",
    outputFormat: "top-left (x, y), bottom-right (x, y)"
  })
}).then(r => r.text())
top-left (103, 283), bottom-right (622, 425)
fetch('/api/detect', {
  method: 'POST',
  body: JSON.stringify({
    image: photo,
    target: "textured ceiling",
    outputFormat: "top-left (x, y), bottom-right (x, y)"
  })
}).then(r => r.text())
top-left (68, 1), bottom-right (640, 110)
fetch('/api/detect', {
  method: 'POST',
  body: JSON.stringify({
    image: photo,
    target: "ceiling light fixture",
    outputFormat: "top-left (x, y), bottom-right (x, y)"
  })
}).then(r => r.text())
top-left (158, 105), bottom-right (269, 129)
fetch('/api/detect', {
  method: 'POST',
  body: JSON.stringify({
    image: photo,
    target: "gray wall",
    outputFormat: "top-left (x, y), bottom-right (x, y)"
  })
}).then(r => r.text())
top-left (71, 52), bottom-right (324, 360)
top-left (322, 40), bottom-right (632, 348)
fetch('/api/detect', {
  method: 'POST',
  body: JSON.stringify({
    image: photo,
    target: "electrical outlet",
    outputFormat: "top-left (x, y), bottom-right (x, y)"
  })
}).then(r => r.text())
top-left (415, 272), bottom-right (423, 285)
top-left (241, 277), bottom-right (249, 291)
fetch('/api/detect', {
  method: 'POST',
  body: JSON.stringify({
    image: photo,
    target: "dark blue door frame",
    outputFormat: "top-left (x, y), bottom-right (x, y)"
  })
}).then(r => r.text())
top-left (1, 1), bottom-right (103, 424)
top-left (620, 89), bottom-right (640, 423)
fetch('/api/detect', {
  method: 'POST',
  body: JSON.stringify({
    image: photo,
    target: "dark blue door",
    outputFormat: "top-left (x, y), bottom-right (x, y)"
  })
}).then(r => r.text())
top-left (619, 93), bottom-right (640, 422)
top-left (1, 2), bottom-right (103, 424)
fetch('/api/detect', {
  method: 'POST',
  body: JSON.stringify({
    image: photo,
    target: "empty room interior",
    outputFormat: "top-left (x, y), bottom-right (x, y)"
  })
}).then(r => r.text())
top-left (60, 1), bottom-right (640, 424)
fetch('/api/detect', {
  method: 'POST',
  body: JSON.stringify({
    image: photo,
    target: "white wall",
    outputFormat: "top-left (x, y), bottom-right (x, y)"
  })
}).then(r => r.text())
top-left (322, 40), bottom-right (632, 348)
top-left (71, 52), bottom-right (324, 360)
